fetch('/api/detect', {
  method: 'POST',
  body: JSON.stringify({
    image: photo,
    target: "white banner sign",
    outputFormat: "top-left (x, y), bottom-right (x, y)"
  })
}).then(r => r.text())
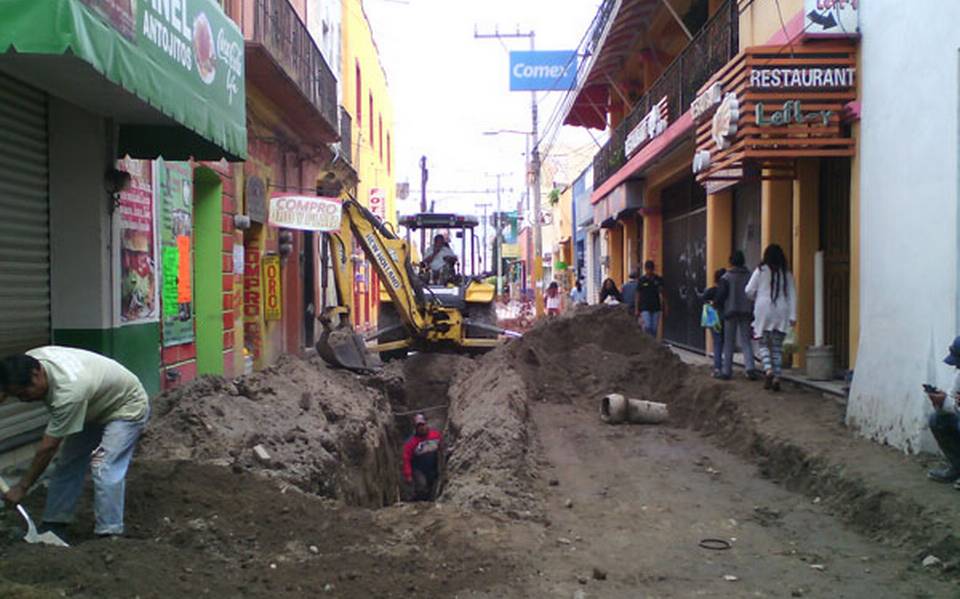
top-left (804, 0), bottom-right (859, 37)
top-left (268, 194), bottom-right (342, 231)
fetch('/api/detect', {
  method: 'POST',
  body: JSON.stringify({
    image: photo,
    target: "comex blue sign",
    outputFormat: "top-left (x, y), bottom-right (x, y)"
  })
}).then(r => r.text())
top-left (509, 51), bottom-right (577, 91)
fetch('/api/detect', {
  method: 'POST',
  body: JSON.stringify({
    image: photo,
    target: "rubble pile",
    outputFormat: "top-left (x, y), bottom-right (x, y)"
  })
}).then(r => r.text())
top-left (504, 305), bottom-right (689, 406)
top-left (141, 354), bottom-right (400, 507)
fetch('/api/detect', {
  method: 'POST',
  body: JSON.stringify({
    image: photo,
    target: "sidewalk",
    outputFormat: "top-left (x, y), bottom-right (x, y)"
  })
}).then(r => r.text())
top-left (671, 345), bottom-right (849, 401)
top-left (670, 357), bottom-right (960, 571)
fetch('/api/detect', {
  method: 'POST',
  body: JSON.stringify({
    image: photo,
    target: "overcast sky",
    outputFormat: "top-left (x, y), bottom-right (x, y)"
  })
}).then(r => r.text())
top-left (364, 0), bottom-right (603, 219)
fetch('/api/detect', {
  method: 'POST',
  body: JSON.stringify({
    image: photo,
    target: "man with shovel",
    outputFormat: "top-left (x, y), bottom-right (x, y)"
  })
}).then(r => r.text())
top-left (0, 346), bottom-right (150, 539)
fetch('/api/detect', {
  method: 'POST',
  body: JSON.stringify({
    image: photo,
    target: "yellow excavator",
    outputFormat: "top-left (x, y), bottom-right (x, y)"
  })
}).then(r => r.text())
top-left (316, 199), bottom-right (508, 371)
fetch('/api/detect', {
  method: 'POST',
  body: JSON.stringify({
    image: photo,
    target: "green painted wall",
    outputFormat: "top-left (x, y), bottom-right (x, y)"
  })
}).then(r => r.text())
top-left (53, 323), bottom-right (162, 396)
top-left (194, 169), bottom-right (224, 375)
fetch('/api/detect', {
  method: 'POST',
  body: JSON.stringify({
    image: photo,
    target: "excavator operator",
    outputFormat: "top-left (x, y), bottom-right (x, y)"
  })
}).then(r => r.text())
top-left (422, 234), bottom-right (457, 285)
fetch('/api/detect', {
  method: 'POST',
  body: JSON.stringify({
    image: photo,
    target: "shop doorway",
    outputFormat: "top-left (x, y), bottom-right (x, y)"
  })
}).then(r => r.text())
top-left (819, 157), bottom-right (852, 371)
top-left (303, 231), bottom-right (316, 347)
top-left (193, 167), bottom-right (224, 376)
top-left (661, 176), bottom-right (707, 351)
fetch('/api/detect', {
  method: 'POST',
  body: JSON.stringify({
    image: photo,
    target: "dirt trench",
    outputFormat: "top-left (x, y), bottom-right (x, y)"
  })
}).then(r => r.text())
top-left (3, 307), bottom-right (957, 598)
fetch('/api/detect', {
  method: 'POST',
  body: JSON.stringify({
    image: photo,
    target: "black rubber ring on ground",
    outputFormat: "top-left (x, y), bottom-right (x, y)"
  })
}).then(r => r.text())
top-left (698, 538), bottom-right (732, 551)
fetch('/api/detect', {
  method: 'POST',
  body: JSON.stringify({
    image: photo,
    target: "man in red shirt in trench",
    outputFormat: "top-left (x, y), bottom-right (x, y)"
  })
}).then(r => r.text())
top-left (402, 414), bottom-right (443, 501)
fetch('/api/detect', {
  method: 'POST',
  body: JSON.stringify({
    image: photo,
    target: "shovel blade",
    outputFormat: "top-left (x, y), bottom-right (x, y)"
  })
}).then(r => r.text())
top-left (316, 327), bottom-right (381, 372)
top-left (16, 505), bottom-right (69, 547)
top-left (25, 531), bottom-right (70, 548)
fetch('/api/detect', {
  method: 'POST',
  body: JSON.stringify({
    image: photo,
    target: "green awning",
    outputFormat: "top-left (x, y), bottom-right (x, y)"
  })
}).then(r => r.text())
top-left (0, 0), bottom-right (246, 160)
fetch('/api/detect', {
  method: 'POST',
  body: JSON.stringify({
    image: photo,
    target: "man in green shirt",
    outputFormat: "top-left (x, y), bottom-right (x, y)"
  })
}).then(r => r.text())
top-left (0, 346), bottom-right (150, 538)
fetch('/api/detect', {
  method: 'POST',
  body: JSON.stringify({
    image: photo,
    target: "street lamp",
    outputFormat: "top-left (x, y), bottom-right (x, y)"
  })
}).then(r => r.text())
top-left (483, 129), bottom-right (541, 312)
top-left (482, 170), bottom-right (512, 298)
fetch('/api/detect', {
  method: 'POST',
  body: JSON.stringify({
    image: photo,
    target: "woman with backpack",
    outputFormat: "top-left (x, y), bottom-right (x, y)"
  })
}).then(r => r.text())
top-left (746, 244), bottom-right (797, 392)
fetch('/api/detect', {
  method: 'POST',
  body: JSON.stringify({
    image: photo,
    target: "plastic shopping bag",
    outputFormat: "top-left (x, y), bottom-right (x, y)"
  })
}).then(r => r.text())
top-left (783, 326), bottom-right (798, 353)
top-left (700, 304), bottom-right (721, 332)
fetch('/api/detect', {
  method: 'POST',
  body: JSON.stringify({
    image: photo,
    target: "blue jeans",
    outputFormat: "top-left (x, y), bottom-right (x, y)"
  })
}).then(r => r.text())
top-left (640, 311), bottom-right (660, 337)
top-left (722, 318), bottom-right (755, 377)
top-left (43, 407), bottom-right (149, 535)
top-left (710, 328), bottom-right (723, 371)
top-left (929, 411), bottom-right (960, 470)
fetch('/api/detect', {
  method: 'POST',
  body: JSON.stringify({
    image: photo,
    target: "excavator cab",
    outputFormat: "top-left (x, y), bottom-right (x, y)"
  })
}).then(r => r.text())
top-left (375, 213), bottom-right (498, 360)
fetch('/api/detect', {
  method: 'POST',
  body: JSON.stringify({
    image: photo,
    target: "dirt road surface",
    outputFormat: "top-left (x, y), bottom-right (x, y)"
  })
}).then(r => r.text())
top-left (1, 307), bottom-right (957, 597)
top-left (518, 401), bottom-right (953, 598)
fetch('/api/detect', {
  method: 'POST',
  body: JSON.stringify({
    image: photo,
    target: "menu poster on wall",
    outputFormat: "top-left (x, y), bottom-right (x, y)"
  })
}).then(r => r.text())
top-left (156, 159), bottom-right (195, 347)
top-left (117, 157), bottom-right (159, 325)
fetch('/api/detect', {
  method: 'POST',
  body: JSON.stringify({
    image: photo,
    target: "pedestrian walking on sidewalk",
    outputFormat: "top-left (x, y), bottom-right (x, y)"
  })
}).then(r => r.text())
top-left (599, 278), bottom-right (622, 305)
top-left (569, 280), bottom-right (587, 306)
top-left (402, 414), bottom-right (444, 501)
top-left (715, 252), bottom-right (759, 381)
top-left (0, 347), bottom-right (151, 539)
top-left (746, 244), bottom-right (797, 392)
top-left (621, 270), bottom-right (639, 315)
top-left (702, 268), bottom-right (726, 376)
top-left (546, 281), bottom-right (562, 317)
top-left (637, 261), bottom-right (667, 337)
top-left (926, 337), bottom-right (960, 485)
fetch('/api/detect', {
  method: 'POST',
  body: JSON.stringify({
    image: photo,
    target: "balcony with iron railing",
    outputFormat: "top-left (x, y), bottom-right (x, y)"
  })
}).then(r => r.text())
top-left (339, 107), bottom-right (352, 166)
top-left (226, 0), bottom-right (339, 144)
top-left (592, 0), bottom-right (739, 187)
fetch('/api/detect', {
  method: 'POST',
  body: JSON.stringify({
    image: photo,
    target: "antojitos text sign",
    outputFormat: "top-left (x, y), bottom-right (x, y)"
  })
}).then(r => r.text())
top-left (268, 194), bottom-right (342, 231)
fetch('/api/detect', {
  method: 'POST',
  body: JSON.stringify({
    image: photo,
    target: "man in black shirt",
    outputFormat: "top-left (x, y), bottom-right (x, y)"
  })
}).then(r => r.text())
top-left (636, 260), bottom-right (666, 337)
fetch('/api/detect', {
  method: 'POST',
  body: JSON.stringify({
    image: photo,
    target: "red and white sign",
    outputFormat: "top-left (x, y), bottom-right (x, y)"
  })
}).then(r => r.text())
top-left (369, 188), bottom-right (386, 222)
top-left (268, 194), bottom-right (342, 231)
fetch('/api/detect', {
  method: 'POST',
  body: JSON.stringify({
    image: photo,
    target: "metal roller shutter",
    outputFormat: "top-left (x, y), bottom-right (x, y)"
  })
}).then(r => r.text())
top-left (0, 72), bottom-right (50, 451)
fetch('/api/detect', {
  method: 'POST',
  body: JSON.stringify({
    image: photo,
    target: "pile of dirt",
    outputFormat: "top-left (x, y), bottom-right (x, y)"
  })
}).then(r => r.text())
top-left (439, 306), bottom-right (686, 520)
top-left (141, 354), bottom-right (400, 507)
top-left (0, 461), bottom-right (516, 598)
top-left (505, 305), bottom-right (689, 407)
top-left (442, 354), bottom-right (543, 519)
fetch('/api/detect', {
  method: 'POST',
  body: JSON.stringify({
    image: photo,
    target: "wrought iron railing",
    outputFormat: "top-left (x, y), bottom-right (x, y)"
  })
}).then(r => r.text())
top-left (592, 0), bottom-right (739, 187)
top-left (339, 106), bottom-right (352, 165)
top-left (229, 0), bottom-right (338, 132)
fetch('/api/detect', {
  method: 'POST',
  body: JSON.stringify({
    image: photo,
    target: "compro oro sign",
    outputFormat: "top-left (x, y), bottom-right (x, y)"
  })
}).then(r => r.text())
top-left (509, 51), bottom-right (577, 91)
top-left (268, 194), bottom-right (342, 231)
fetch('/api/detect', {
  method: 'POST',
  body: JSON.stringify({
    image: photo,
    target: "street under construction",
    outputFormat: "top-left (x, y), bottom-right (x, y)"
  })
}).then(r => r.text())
top-left (2, 308), bottom-right (958, 598)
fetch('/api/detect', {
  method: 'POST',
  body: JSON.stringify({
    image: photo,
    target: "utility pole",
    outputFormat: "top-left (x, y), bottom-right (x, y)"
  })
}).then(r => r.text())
top-left (419, 155), bottom-right (428, 254)
top-left (476, 201), bottom-right (492, 271)
top-left (495, 174), bottom-right (503, 297)
top-left (475, 27), bottom-right (544, 316)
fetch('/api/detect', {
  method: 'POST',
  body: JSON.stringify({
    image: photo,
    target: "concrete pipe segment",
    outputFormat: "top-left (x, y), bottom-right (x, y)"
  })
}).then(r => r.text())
top-left (626, 399), bottom-right (669, 424)
top-left (600, 393), bottom-right (628, 424)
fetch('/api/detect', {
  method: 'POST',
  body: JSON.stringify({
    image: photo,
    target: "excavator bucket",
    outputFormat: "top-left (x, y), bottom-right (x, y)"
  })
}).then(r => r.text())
top-left (316, 326), bottom-right (382, 372)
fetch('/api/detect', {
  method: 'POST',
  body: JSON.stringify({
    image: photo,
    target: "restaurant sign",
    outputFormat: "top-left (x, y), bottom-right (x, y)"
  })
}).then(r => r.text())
top-left (693, 43), bottom-right (857, 185)
top-left (268, 194), bottom-right (342, 232)
top-left (624, 97), bottom-right (669, 157)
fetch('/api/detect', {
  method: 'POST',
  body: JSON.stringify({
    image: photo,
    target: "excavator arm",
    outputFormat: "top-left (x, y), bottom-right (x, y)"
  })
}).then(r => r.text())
top-left (342, 200), bottom-right (428, 333)
top-left (317, 199), bottom-right (426, 370)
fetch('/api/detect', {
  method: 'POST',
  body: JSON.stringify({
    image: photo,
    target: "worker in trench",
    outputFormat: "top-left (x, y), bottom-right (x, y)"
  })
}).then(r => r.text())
top-left (0, 347), bottom-right (150, 540)
top-left (402, 413), bottom-right (443, 501)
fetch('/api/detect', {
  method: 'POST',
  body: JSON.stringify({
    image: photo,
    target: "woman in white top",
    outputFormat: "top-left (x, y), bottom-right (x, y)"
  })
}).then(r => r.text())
top-left (745, 244), bottom-right (797, 391)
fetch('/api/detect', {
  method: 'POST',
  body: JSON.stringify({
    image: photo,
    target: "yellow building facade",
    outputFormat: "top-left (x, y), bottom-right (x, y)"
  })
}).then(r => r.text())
top-left (340, 0), bottom-right (396, 329)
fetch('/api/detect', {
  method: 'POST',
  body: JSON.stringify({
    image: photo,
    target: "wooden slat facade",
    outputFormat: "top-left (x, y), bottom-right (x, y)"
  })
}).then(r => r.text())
top-left (692, 42), bottom-right (858, 186)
